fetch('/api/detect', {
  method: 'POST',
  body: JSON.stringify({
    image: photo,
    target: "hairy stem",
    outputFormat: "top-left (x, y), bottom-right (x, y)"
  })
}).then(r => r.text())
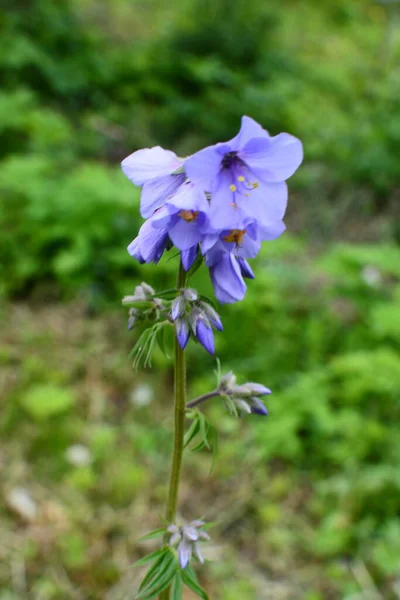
top-left (160, 261), bottom-right (187, 600)
top-left (186, 390), bottom-right (222, 409)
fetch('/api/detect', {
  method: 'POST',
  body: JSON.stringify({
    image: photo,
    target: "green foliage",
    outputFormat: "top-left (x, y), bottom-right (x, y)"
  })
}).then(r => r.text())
top-left (20, 384), bottom-right (76, 420)
top-left (1, 0), bottom-right (400, 597)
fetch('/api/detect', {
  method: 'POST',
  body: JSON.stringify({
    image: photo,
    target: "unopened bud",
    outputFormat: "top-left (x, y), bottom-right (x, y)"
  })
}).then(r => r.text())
top-left (183, 288), bottom-right (198, 302)
top-left (171, 296), bottom-right (186, 321)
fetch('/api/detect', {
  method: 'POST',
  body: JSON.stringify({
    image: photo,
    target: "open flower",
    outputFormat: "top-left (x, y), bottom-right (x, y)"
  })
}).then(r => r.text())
top-left (150, 182), bottom-right (210, 268)
top-left (184, 115), bottom-right (303, 232)
top-left (122, 146), bottom-right (186, 218)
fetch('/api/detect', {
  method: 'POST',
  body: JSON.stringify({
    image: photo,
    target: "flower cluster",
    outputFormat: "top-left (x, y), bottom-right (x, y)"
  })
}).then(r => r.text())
top-left (122, 282), bottom-right (165, 329)
top-left (218, 371), bottom-right (271, 416)
top-left (170, 288), bottom-right (223, 355)
top-left (167, 520), bottom-right (210, 569)
top-left (122, 116), bottom-right (303, 305)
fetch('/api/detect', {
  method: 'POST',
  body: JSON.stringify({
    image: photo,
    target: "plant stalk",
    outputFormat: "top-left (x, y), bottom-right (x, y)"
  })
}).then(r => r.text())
top-left (186, 390), bottom-right (222, 409)
top-left (160, 261), bottom-right (187, 600)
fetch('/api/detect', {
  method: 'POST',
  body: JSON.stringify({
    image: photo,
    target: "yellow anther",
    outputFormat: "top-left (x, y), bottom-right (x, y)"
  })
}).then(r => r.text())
top-left (237, 176), bottom-right (245, 182)
top-left (229, 184), bottom-right (237, 192)
top-left (223, 229), bottom-right (246, 245)
top-left (252, 182), bottom-right (259, 189)
top-left (178, 210), bottom-right (199, 222)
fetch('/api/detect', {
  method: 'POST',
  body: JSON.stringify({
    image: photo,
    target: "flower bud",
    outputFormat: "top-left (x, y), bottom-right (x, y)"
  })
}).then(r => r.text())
top-left (195, 318), bottom-right (215, 355)
top-left (170, 295), bottom-right (186, 321)
top-left (219, 370), bottom-right (237, 391)
top-left (175, 319), bottom-right (190, 350)
top-left (183, 288), bottom-right (198, 302)
top-left (198, 301), bottom-right (223, 331)
top-left (140, 282), bottom-right (155, 297)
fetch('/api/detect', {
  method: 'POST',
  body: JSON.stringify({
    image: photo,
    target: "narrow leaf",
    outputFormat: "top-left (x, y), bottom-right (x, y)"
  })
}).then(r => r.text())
top-left (172, 571), bottom-right (183, 600)
top-left (137, 551), bottom-right (177, 598)
top-left (137, 528), bottom-right (166, 542)
top-left (184, 417), bottom-right (200, 448)
top-left (182, 565), bottom-right (209, 600)
top-left (134, 547), bottom-right (166, 567)
top-left (156, 325), bottom-right (169, 358)
top-left (191, 440), bottom-right (207, 453)
top-left (198, 413), bottom-right (211, 450)
top-left (137, 550), bottom-right (168, 593)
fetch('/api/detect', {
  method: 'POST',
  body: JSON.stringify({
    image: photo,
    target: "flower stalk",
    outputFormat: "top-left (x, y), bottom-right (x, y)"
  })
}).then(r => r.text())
top-left (160, 261), bottom-right (187, 600)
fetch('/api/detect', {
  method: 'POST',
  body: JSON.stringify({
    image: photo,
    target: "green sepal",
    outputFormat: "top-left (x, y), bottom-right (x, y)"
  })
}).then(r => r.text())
top-left (198, 294), bottom-right (218, 312)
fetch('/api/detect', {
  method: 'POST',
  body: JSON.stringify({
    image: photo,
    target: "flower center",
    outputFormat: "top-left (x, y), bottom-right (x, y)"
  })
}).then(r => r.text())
top-left (178, 210), bottom-right (199, 222)
top-left (223, 229), bottom-right (246, 245)
top-left (221, 151), bottom-right (238, 169)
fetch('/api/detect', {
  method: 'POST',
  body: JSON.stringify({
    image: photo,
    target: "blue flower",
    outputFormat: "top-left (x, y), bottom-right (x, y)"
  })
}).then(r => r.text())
top-left (151, 182), bottom-right (210, 253)
top-left (184, 115), bottom-right (303, 232)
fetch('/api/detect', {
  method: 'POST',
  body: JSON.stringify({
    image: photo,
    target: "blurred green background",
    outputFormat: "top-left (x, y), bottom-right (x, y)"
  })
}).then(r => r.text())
top-left (1, 0), bottom-right (400, 598)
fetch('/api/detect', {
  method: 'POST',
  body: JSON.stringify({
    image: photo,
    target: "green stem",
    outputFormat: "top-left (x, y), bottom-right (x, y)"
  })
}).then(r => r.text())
top-left (160, 260), bottom-right (187, 600)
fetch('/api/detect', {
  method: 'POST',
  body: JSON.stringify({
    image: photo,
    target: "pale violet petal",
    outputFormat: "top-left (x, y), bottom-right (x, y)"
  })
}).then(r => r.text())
top-left (121, 146), bottom-right (182, 186)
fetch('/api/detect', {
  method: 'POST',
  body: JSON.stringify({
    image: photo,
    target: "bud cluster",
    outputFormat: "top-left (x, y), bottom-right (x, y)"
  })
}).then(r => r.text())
top-left (218, 371), bottom-right (271, 416)
top-left (167, 520), bottom-right (210, 569)
top-left (170, 289), bottom-right (223, 355)
top-left (122, 282), bottom-right (165, 330)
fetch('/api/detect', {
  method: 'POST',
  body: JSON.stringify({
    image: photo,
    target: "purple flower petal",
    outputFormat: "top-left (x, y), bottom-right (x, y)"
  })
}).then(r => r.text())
top-left (150, 205), bottom-right (175, 229)
top-left (195, 320), bottom-right (215, 354)
top-left (171, 296), bottom-right (185, 321)
top-left (166, 182), bottom-right (209, 213)
top-left (234, 233), bottom-right (261, 259)
top-left (235, 181), bottom-right (288, 226)
top-left (140, 174), bottom-right (186, 218)
top-left (121, 146), bottom-right (182, 186)
top-left (184, 146), bottom-right (223, 191)
top-left (178, 541), bottom-right (192, 569)
top-left (181, 246), bottom-right (198, 271)
top-left (250, 398), bottom-right (269, 416)
top-left (136, 218), bottom-right (169, 263)
top-left (209, 254), bottom-right (246, 304)
top-left (169, 218), bottom-right (202, 251)
top-left (245, 383), bottom-right (272, 396)
top-left (127, 237), bottom-right (144, 263)
top-left (229, 115), bottom-right (269, 150)
top-left (242, 133), bottom-right (303, 182)
top-left (259, 219), bottom-right (286, 241)
top-left (175, 320), bottom-right (190, 350)
top-left (201, 233), bottom-right (219, 255)
top-left (237, 258), bottom-right (255, 279)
